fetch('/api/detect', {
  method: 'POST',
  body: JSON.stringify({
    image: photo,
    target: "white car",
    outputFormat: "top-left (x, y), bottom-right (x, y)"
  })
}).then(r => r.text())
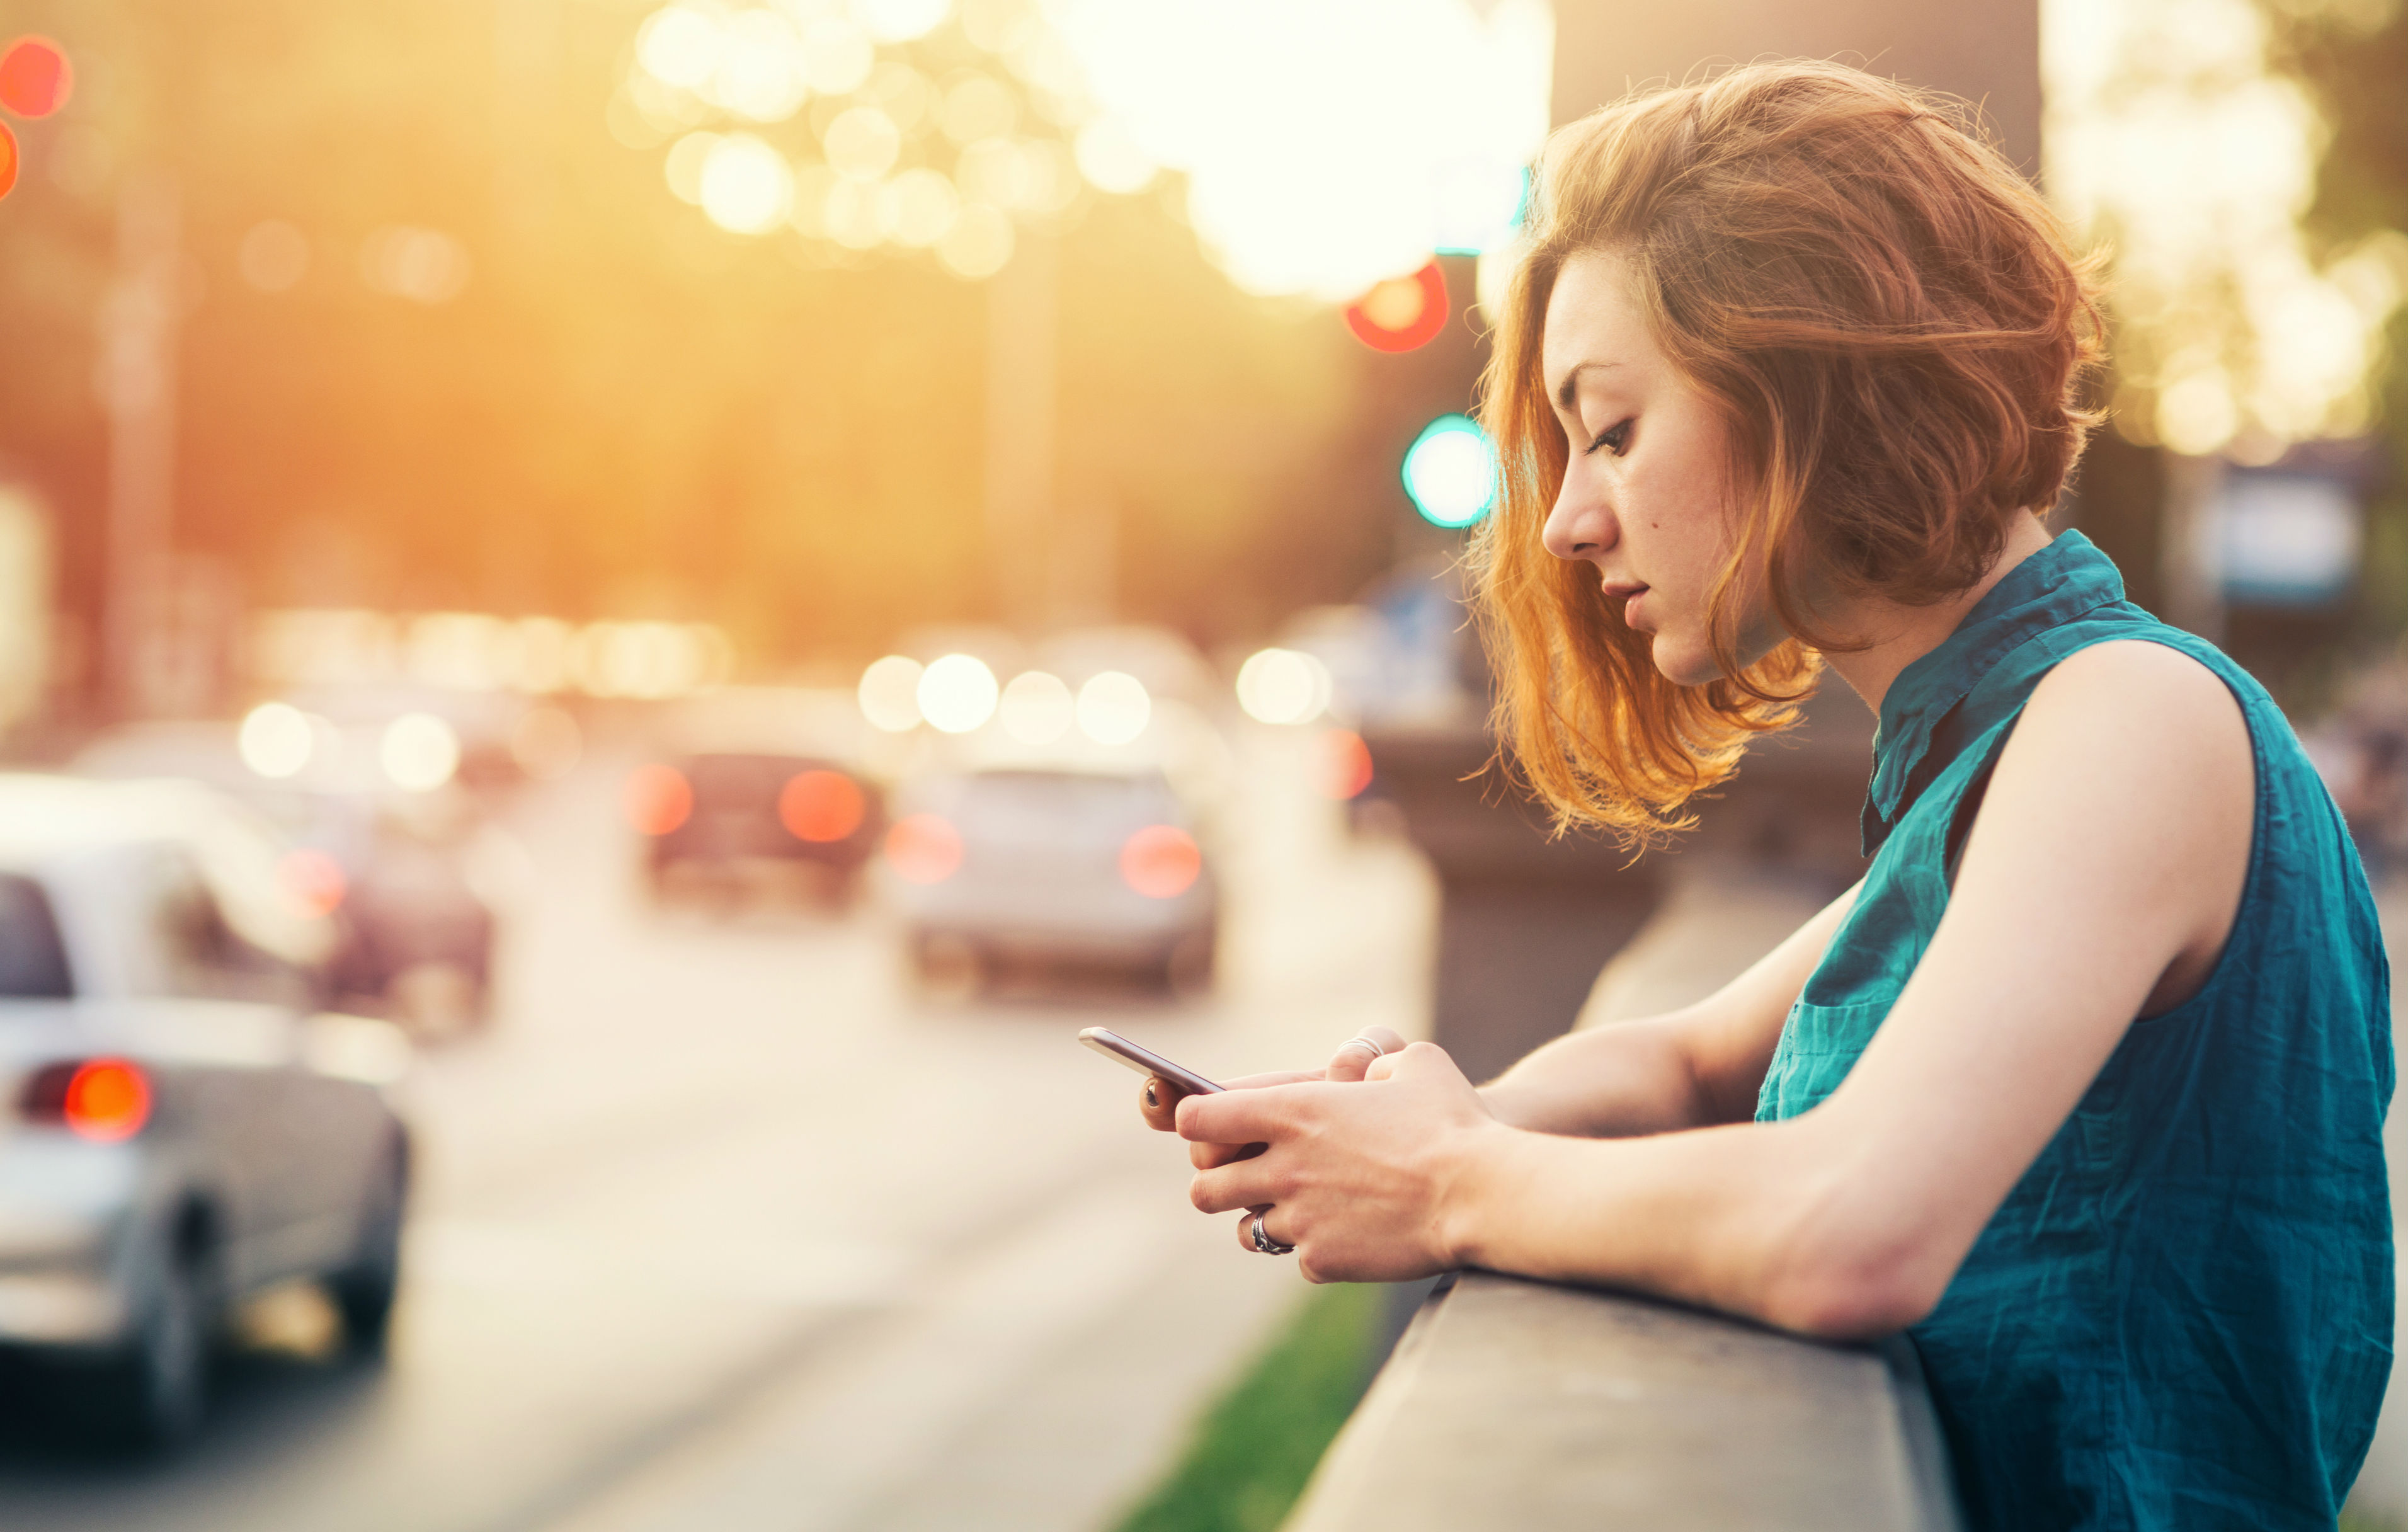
top-left (880, 766), bottom-right (1219, 993)
top-left (0, 775), bottom-right (411, 1448)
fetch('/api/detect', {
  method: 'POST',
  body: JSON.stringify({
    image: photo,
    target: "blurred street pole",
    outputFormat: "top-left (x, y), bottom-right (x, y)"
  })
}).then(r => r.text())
top-left (2160, 452), bottom-right (2228, 641)
top-left (984, 231), bottom-right (1056, 634)
top-left (100, 174), bottom-right (181, 721)
top-left (494, 0), bottom-right (562, 234)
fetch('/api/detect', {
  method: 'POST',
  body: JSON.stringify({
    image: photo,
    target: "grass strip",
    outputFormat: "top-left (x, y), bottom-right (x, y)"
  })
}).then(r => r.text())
top-left (1110, 1281), bottom-right (1384, 1532)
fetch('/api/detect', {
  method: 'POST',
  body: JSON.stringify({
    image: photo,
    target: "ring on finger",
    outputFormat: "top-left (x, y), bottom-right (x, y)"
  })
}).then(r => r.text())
top-left (1337, 1034), bottom-right (1388, 1063)
top-left (1249, 1211), bottom-right (1296, 1256)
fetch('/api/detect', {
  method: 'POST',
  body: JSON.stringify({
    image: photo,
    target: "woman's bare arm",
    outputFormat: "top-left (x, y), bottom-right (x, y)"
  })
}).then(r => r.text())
top-left (1178, 641), bottom-right (2254, 1337)
top-left (1478, 879), bottom-right (1861, 1137)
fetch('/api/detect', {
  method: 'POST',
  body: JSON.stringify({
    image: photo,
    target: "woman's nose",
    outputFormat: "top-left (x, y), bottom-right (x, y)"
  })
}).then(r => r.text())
top-left (1541, 473), bottom-right (1616, 562)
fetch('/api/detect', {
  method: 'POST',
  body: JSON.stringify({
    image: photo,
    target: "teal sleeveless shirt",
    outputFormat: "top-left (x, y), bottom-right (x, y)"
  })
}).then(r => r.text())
top-left (1754, 531), bottom-right (2394, 1530)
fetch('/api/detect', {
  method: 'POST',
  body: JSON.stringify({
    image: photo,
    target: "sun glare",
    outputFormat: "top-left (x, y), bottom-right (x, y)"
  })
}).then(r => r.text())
top-left (618, 0), bottom-right (1548, 294)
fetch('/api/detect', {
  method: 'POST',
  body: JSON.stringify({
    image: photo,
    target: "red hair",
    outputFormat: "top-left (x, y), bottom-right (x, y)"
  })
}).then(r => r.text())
top-left (1469, 61), bottom-right (2104, 842)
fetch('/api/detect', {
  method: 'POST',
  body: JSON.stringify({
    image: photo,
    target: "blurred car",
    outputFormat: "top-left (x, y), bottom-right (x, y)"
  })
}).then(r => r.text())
top-left (73, 721), bottom-right (500, 1036)
top-left (0, 775), bottom-right (411, 1448)
top-left (636, 752), bottom-right (886, 908)
top-left (879, 766), bottom-right (1218, 993)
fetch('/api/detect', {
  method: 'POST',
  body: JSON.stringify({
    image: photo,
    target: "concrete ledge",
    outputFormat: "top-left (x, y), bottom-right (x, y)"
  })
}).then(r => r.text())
top-left (1284, 1272), bottom-right (1963, 1532)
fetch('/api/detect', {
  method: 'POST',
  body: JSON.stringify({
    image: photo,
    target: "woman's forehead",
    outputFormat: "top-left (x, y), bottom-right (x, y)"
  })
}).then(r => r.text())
top-left (1543, 251), bottom-right (1657, 392)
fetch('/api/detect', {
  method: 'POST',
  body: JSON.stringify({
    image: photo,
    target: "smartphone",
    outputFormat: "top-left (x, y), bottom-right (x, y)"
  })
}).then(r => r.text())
top-left (1078, 1027), bottom-right (1224, 1097)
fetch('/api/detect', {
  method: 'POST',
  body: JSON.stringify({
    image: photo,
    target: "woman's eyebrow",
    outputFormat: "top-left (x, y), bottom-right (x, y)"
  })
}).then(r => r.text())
top-left (1553, 360), bottom-right (1623, 411)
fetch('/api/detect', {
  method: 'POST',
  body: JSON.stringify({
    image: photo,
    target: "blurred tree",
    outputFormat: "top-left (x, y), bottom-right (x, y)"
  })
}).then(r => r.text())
top-left (0, 0), bottom-right (1408, 700)
top-left (2261, 0), bottom-right (2408, 637)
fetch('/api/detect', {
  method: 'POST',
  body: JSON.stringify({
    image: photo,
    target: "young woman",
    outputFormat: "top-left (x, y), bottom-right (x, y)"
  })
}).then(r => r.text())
top-left (1139, 62), bottom-right (2393, 1531)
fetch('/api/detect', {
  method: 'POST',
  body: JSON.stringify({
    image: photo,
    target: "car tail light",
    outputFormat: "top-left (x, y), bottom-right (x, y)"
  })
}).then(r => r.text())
top-left (1121, 825), bottom-right (1202, 899)
top-left (884, 813), bottom-right (963, 884)
top-left (1313, 728), bottom-right (1375, 800)
top-left (20, 1059), bottom-right (153, 1142)
top-left (277, 847), bottom-right (348, 917)
top-left (624, 763), bottom-right (693, 836)
top-left (781, 770), bottom-right (867, 843)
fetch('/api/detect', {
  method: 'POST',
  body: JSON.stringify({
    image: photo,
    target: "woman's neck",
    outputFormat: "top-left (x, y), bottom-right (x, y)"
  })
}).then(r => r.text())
top-left (1817, 511), bottom-right (2056, 718)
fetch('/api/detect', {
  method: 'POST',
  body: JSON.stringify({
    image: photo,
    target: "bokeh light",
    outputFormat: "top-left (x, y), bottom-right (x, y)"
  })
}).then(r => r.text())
top-left (917, 653), bottom-right (1000, 733)
top-left (635, 6), bottom-right (719, 89)
top-left (381, 713), bottom-right (461, 793)
top-left (885, 812), bottom-right (963, 883)
top-left (277, 849), bottom-right (350, 919)
top-left (1073, 117), bottom-right (1156, 195)
top-left (1076, 671), bottom-right (1151, 745)
top-left (624, 763), bottom-right (694, 837)
top-left (780, 770), bottom-right (867, 842)
top-left (666, 130), bottom-right (719, 203)
top-left (1401, 413), bottom-right (1498, 528)
top-left (939, 75), bottom-right (1017, 143)
top-left (1345, 261), bottom-right (1449, 353)
top-left (700, 132), bottom-right (793, 234)
top-left (0, 122), bottom-right (17, 202)
top-left (859, 655), bottom-right (927, 731)
top-left (937, 203), bottom-right (1014, 278)
top-left (60, 1061), bottom-right (151, 1143)
top-left (1313, 727), bottom-right (1376, 800)
top-left (999, 670), bottom-right (1075, 743)
top-left (855, 0), bottom-right (952, 44)
top-left (879, 168), bottom-right (960, 246)
top-left (568, 622), bottom-right (727, 699)
top-left (709, 10), bottom-right (807, 122)
top-left (825, 106), bottom-right (902, 180)
top-left (239, 702), bottom-right (316, 779)
top-left (360, 226), bottom-right (470, 304)
top-left (1119, 824), bottom-right (1202, 899)
top-left (1235, 648), bottom-right (1332, 725)
top-left (0, 37), bottom-right (72, 120)
top-left (797, 15), bottom-right (874, 94)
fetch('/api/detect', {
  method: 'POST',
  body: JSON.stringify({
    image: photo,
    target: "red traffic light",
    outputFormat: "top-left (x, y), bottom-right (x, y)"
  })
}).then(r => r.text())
top-left (1344, 260), bottom-right (1448, 353)
top-left (0, 122), bottom-right (15, 202)
top-left (0, 37), bottom-right (71, 120)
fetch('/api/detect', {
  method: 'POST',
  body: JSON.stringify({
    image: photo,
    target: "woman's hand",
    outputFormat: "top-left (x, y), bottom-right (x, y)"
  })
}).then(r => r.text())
top-left (1135, 1027), bottom-right (1407, 1169)
top-left (1177, 1041), bottom-right (1505, 1283)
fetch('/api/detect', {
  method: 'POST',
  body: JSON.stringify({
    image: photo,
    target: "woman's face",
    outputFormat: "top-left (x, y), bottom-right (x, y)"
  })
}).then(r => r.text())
top-left (1539, 249), bottom-right (1779, 685)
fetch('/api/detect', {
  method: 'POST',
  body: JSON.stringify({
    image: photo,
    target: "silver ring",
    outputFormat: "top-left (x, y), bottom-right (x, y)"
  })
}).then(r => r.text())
top-left (1337, 1034), bottom-right (1387, 1061)
top-left (1249, 1212), bottom-right (1296, 1256)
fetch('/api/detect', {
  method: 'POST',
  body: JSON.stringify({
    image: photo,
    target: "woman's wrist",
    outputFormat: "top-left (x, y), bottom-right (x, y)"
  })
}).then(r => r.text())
top-left (1473, 1080), bottom-right (1544, 1133)
top-left (1430, 1113), bottom-right (1529, 1271)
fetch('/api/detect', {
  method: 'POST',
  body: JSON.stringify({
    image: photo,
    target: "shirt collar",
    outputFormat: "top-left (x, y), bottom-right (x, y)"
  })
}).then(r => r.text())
top-left (1860, 530), bottom-right (2126, 852)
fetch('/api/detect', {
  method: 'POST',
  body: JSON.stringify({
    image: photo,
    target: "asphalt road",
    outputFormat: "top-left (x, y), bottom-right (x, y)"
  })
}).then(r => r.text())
top-left (0, 733), bottom-right (1437, 1532)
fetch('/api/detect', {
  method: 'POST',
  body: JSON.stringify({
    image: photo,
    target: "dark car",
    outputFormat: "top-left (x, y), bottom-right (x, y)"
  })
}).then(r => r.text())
top-left (634, 753), bottom-right (885, 908)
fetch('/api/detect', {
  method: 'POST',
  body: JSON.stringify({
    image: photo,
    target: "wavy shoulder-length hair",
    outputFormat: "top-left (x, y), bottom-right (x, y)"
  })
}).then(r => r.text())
top-left (1468, 60), bottom-right (2103, 842)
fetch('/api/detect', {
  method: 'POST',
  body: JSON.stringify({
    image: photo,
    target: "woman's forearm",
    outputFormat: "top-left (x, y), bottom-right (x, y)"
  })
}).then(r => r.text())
top-left (1435, 1109), bottom-right (1946, 1339)
top-left (1476, 1012), bottom-right (1723, 1138)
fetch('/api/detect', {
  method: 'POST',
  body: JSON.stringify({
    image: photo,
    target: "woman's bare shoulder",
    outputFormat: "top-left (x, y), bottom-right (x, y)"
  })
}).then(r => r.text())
top-left (1970, 636), bottom-right (2252, 958)
top-left (2021, 637), bottom-right (2249, 760)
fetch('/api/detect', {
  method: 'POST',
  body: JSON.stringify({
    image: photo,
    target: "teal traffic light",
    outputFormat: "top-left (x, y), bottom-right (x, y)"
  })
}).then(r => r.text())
top-left (1401, 413), bottom-right (1497, 528)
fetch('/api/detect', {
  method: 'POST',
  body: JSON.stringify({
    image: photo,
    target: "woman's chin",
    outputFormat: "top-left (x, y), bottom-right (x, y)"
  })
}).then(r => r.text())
top-left (1650, 637), bottom-right (1725, 688)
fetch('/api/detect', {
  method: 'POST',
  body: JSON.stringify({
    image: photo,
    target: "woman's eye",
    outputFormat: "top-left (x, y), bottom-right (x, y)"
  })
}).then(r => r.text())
top-left (1585, 418), bottom-right (1633, 457)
